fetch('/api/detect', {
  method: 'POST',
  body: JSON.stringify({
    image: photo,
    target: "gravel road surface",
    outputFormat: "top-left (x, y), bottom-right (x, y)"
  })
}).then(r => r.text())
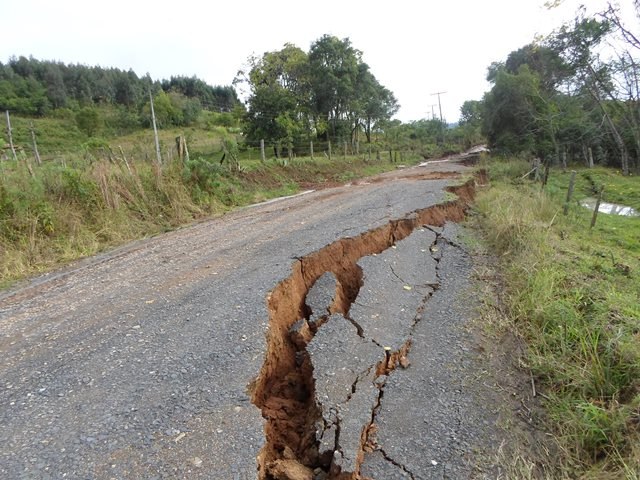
top-left (0, 159), bottom-right (512, 479)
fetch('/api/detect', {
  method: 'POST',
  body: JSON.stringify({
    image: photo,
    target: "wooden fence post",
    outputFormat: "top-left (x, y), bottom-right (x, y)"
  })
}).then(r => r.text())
top-left (590, 187), bottom-right (604, 229)
top-left (328, 141), bottom-right (332, 160)
top-left (30, 122), bottom-right (42, 165)
top-left (5, 110), bottom-right (18, 162)
top-left (563, 170), bottom-right (576, 216)
top-left (541, 164), bottom-right (550, 191)
top-left (260, 139), bottom-right (265, 162)
top-left (310, 141), bottom-right (314, 159)
top-left (176, 136), bottom-right (184, 163)
top-left (344, 141), bottom-right (347, 159)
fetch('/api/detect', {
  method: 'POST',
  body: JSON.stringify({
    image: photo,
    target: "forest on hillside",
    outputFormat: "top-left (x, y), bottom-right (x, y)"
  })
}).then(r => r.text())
top-left (0, 35), bottom-right (407, 152)
top-left (0, 56), bottom-right (239, 114)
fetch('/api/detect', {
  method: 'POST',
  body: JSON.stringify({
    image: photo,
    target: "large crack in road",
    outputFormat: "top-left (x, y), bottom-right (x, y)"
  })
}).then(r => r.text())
top-left (1, 160), bottom-right (521, 480)
top-left (250, 179), bottom-right (478, 480)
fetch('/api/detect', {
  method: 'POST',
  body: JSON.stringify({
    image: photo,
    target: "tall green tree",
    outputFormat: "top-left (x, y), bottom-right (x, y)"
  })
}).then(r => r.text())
top-left (482, 65), bottom-right (545, 155)
top-left (549, 14), bottom-right (632, 173)
top-left (309, 35), bottom-right (361, 139)
top-left (240, 44), bottom-right (311, 151)
top-left (355, 65), bottom-right (399, 143)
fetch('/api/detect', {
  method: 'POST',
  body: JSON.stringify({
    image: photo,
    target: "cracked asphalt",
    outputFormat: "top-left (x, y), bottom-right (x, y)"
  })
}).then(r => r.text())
top-left (359, 226), bottom-right (500, 479)
top-left (0, 158), bottom-right (511, 479)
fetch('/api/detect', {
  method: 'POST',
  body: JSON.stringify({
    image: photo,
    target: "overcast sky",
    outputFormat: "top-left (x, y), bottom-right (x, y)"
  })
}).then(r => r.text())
top-left (2, 0), bottom-right (613, 122)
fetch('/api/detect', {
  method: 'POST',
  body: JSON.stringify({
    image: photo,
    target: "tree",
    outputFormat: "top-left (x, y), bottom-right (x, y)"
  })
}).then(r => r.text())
top-left (309, 35), bottom-right (361, 139)
top-left (482, 65), bottom-right (545, 155)
top-left (238, 35), bottom-right (398, 149)
top-left (141, 90), bottom-right (176, 128)
top-left (75, 107), bottom-right (101, 136)
top-left (356, 65), bottom-right (399, 143)
top-left (504, 43), bottom-right (572, 92)
top-left (459, 100), bottom-right (484, 148)
top-left (459, 100), bottom-right (483, 126)
top-left (240, 44), bottom-right (311, 150)
top-left (550, 14), bottom-right (631, 174)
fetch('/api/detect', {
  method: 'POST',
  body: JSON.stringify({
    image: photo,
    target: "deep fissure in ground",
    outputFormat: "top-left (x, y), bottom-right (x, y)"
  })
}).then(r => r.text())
top-left (250, 178), bottom-right (478, 480)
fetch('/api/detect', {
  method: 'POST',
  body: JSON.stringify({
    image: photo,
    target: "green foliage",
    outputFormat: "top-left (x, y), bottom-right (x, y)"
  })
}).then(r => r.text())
top-left (8, 114), bottom-right (85, 153)
top-left (0, 56), bottom-right (237, 132)
top-left (476, 6), bottom-right (640, 174)
top-left (51, 168), bottom-right (101, 207)
top-left (75, 107), bottom-right (101, 136)
top-left (161, 76), bottom-right (238, 112)
top-left (482, 65), bottom-right (545, 155)
top-left (239, 35), bottom-right (398, 147)
top-left (475, 159), bottom-right (640, 475)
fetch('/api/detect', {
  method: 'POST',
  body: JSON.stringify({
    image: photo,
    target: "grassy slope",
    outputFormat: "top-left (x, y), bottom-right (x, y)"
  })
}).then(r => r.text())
top-left (0, 147), bottom-right (423, 288)
top-left (6, 111), bottom-right (233, 160)
top-left (474, 159), bottom-right (640, 478)
top-left (2, 108), bottom-right (436, 288)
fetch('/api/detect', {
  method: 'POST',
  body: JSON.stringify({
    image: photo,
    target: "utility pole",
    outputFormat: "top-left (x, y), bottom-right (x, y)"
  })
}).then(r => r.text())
top-left (428, 104), bottom-right (438, 120)
top-left (430, 91), bottom-right (447, 123)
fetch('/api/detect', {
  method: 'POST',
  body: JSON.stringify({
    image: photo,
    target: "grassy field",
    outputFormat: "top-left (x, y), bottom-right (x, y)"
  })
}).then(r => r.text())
top-left (474, 160), bottom-right (640, 478)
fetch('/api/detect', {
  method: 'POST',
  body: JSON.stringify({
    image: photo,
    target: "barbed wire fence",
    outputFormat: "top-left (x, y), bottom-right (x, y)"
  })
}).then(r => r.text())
top-left (3, 111), bottom-right (425, 174)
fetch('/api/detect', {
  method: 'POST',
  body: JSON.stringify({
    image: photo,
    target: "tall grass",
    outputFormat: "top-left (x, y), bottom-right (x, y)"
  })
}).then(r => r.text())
top-left (475, 159), bottom-right (640, 477)
top-left (0, 148), bottom-right (425, 288)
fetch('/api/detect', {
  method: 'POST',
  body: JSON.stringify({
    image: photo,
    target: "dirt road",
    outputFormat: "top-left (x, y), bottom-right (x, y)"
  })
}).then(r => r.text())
top-left (0, 158), bottom-right (518, 479)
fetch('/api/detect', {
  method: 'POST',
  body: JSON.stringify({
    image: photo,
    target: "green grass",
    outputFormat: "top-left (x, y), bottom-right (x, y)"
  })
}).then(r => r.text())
top-left (474, 159), bottom-right (640, 477)
top-left (8, 114), bottom-right (86, 154)
top-left (0, 148), bottom-right (424, 288)
top-left (2, 107), bottom-right (429, 288)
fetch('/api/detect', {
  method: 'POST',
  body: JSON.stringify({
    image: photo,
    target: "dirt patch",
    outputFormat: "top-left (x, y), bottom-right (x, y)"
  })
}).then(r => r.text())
top-left (250, 176), bottom-right (480, 479)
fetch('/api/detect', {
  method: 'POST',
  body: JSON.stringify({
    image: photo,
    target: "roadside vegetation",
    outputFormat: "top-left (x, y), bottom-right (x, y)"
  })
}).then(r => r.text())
top-left (1, 35), bottom-right (475, 288)
top-left (474, 159), bottom-right (639, 477)
top-left (467, 2), bottom-right (640, 476)
top-left (0, 145), bottom-right (435, 288)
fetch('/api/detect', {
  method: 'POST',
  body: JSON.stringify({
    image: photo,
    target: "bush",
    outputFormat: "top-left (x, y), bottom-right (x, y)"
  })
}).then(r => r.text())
top-left (75, 107), bottom-right (101, 136)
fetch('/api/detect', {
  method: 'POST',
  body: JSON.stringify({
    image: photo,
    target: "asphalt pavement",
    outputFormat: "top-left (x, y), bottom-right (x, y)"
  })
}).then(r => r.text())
top-left (0, 160), bottom-right (506, 479)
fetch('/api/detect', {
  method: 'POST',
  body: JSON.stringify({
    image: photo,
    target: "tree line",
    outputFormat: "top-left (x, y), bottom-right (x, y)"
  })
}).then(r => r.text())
top-left (235, 35), bottom-right (399, 153)
top-left (0, 56), bottom-right (239, 128)
top-left (467, 1), bottom-right (640, 175)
